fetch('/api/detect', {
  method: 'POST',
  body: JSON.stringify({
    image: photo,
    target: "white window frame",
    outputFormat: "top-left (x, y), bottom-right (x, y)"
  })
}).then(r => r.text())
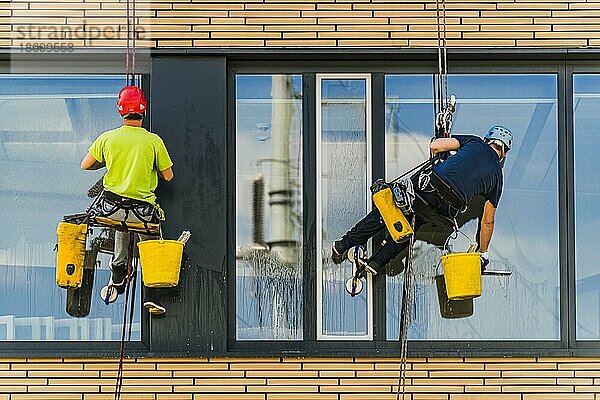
top-left (316, 73), bottom-right (373, 341)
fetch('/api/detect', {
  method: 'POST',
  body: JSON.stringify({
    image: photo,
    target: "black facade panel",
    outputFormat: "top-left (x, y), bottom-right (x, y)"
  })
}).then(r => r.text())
top-left (149, 56), bottom-right (227, 354)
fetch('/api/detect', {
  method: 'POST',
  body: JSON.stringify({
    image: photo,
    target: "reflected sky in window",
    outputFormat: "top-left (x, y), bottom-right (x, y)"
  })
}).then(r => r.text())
top-left (386, 74), bottom-right (559, 340)
top-left (574, 74), bottom-right (600, 340)
top-left (0, 75), bottom-right (141, 341)
top-left (235, 75), bottom-right (303, 341)
top-left (319, 78), bottom-right (370, 338)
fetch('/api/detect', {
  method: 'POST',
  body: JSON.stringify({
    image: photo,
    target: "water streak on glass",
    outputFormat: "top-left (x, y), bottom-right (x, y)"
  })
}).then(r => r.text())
top-left (320, 79), bottom-right (369, 337)
top-left (235, 75), bottom-right (303, 340)
top-left (385, 74), bottom-right (559, 340)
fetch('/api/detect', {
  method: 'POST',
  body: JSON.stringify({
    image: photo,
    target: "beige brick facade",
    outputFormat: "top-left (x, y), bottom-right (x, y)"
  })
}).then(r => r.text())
top-left (3, 1), bottom-right (599, 398)
top-left (0, 357), bottom-right (600, 398)
top-left (6, 0), bottom-right (600, 48)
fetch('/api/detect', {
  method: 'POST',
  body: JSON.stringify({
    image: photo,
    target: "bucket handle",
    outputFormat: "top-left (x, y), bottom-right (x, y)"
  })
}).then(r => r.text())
top-left (442, 227), bottom-right (477, 255)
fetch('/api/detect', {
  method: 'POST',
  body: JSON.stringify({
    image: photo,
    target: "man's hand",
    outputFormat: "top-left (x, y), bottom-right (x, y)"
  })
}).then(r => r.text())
top-left (429, 137), bottom-right (460, 155)
top-left (480, 251), bottom-right (490, 271)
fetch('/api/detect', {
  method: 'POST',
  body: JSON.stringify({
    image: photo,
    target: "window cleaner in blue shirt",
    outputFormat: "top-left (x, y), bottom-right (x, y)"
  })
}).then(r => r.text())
top-left (332, 126), bottom-right (513, 277)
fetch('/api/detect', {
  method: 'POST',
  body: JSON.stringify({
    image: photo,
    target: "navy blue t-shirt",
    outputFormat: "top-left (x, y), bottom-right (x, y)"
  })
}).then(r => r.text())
top-left (432, 135), bottom-right (503, 207)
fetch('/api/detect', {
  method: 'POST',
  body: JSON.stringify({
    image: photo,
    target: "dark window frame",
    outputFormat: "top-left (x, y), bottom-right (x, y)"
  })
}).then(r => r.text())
top-left (568, 64), bottom-right (600, 353)
top-left (229, 61), bottom-right (587, 357)
top-left (3, 53), bottom-right (600, 357)
top-left (0, 67), bottom-right (152, 357)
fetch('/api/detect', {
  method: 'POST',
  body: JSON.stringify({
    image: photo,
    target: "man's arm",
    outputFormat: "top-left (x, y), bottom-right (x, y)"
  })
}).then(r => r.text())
top-left (478, 200), bottom-right (496, 253)
top-left (81, 152), bottom-right (105, 170)
top-left (429, 137), bottom-right (460, 155)
top-left (159, 167), bottom-right (174, 181)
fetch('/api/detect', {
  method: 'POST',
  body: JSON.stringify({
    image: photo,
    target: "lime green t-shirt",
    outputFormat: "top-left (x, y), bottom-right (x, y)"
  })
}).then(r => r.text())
top-left (88, 125), bottom-right (173, 205)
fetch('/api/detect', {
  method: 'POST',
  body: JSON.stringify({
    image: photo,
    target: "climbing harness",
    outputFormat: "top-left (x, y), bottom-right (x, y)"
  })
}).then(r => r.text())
top-left (87, 191), bottom-right (164, 235)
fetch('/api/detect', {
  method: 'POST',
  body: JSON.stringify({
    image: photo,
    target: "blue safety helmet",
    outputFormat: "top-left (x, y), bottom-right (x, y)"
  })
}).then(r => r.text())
top-left (484, 125), bottom-right (513, 151)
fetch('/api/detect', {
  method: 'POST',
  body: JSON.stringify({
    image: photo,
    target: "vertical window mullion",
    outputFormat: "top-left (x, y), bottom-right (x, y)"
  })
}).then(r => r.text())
top-left (303, 73), bottom-right (317, 346)
top-left (371, 73), bottom-right (387, 341)
top-left (560, 64), bottom-right (574, 348)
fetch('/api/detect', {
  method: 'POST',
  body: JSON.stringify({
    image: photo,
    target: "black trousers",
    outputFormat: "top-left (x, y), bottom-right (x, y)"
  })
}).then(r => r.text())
top-left (338, 189), bottom-right (454, 268)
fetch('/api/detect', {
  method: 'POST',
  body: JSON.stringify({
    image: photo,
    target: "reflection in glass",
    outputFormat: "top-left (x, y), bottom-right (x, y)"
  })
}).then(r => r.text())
top-left (0, 75), bottom-right (141, 340)
top-left (318, 78), bottom-right (371, 338)
top-left (574, 75), bottom-right (600, 339)
top-left (235, 75), bottom-right (303, 340)
top-left (385, 74), bottom-right (559, 340)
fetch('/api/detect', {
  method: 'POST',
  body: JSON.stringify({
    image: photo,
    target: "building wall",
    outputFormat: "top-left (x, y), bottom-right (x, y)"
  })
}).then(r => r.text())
top-left (4, 1), bottom-right (600, 397)
top-left (6, 0), bottom-right (599, 48)
top-left (1, 357), bottom-right (600, 399)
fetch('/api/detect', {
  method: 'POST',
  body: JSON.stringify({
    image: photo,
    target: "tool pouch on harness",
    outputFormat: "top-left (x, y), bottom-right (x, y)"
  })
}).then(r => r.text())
top-left (370, 178), bottom-right (414, 242)
top-left (56, 221), bottom-right (88, 288)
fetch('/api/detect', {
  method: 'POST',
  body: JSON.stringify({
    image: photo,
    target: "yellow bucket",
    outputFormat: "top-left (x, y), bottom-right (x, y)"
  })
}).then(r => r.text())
top-left (137, 240), bottom-right (183, 287)
top-left (56, 221), bottom-right (88, 289)
top-left (441, 252), bottom-right (482, 300)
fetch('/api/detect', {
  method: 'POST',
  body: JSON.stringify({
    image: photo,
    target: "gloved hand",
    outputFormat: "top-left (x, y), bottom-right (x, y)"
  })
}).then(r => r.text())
top-left (480, 251), bottom-right (490, 272)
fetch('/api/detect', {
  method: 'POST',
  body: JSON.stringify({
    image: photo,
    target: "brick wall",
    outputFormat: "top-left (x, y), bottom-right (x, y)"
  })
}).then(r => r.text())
top-left (2, 357), bottom-right (600, 399)
top-left (5, 1), bottom-right (600, 48)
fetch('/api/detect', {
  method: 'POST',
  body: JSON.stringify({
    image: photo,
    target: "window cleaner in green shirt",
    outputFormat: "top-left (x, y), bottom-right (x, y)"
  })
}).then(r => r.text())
top-left (80, 86), bottom-right (174, 315)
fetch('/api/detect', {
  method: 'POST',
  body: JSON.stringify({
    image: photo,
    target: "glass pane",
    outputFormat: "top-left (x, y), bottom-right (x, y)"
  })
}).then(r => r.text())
top-left (319, 78), bottom-right (370, 338)
top-left (0, 75), bottom-right (142, 341)
top-left (574, 75), bottom-right (600, 340)
top-left (235, 75), bottom-right (303, 340)
top-left (386, 74), bottom-right (559, 340)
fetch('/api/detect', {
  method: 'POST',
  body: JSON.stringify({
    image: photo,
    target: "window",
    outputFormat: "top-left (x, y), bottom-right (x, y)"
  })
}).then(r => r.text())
top-left (316, 75), bottom-right (372, 340)
top-left (385, 74), bottom-right (559, 340)
top-left (574, 74), bottom-right (600, 340)
top-left (235, 75), bottom-right (303, 340)
top-left (0, 75), bottom-right (141, 341)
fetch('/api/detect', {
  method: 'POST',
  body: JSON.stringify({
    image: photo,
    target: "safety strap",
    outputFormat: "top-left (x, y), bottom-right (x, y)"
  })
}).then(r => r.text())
top-left (88, 192), bottom-right (161, 235)
top-left (418, 170), bottom-right (466, 216)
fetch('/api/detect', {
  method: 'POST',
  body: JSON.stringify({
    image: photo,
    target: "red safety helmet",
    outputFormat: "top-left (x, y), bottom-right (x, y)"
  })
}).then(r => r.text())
top-left (117, 86), bottom-right (147, 116)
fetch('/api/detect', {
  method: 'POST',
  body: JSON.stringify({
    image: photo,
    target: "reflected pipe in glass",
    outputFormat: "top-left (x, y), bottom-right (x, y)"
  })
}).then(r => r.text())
top-left (268, 75), bottom-right (298, 265)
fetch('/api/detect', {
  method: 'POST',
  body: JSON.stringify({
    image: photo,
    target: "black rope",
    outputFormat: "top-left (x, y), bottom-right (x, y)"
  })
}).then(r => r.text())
top-left (125, 0), bottom-right (130, 86)
top-left (125, 0), bottom-right (136, 86)
top-left (131, 0), bottom-right (136, 86)
top-left (396, 213), bottom-right (416, 400)
top-left (127, 258), bottom-right (138, 342)
top-left (114, 232), bottom-right (135, 400)
top-left (441, 0), bottom-right (449, 108)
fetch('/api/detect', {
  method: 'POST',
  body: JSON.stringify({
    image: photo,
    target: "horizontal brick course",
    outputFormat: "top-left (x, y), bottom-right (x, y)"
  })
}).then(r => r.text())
top-left (1, 357), bottom-right (600, 398)
top-left (3, 0), bottom-right (597, 48)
